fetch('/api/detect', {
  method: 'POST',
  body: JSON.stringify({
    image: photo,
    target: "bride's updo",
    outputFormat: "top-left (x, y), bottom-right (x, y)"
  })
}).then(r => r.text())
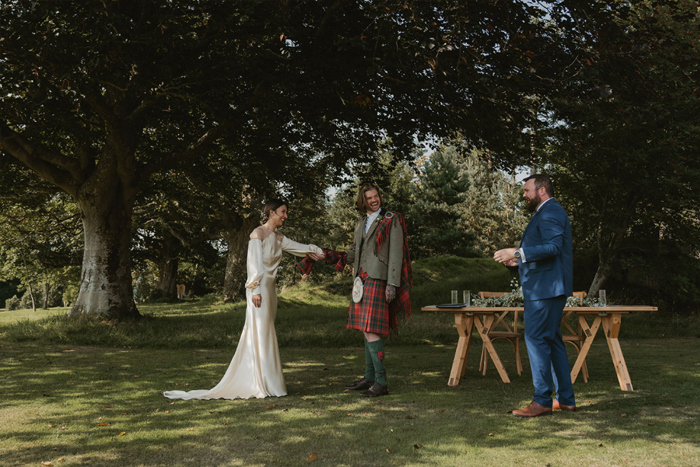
top-left (261, 199), bottom-right (287, 221)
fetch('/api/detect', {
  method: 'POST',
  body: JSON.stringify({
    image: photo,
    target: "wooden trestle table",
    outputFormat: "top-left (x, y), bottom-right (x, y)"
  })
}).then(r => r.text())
top-left (421, 305), bottom-right (657, 392)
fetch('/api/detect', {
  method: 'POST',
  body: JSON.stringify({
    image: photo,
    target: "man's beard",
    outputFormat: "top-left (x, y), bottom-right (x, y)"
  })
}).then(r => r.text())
top-left (526, 194), bottom-right (541, 213)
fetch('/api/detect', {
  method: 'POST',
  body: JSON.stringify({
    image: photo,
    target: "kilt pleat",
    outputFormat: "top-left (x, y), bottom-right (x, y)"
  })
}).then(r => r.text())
top-left (346, 273), bottom-right (390, 336)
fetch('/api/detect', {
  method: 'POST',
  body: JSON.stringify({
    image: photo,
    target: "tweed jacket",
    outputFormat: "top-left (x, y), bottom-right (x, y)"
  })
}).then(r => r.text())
top-left (346, 208), bottom-right (404, 286)
top-left (518, 198), bottom-right (574, 301)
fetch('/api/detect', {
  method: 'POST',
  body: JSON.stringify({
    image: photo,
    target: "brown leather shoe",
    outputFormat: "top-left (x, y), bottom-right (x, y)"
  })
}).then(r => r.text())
top-left (344, 378), bottom-right (374, 391)
top-left (512, 401), bottom-right (552, 417)
top-left (360, 382), bottom-right (389, 397)
top-left (553, 399), bottom-right (577, 412)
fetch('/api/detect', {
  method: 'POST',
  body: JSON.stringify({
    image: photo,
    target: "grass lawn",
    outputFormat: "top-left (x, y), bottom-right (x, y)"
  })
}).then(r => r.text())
top-left (1, 258), bottom-right (699, 466)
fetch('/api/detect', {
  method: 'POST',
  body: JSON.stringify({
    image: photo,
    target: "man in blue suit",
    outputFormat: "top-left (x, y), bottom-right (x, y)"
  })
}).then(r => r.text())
top-left (494, 174), bottom-right (576, 417)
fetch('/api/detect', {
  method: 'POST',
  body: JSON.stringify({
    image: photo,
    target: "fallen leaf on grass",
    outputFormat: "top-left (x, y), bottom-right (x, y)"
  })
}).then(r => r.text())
top-left (98, 422), bottom-right (110, 426)
top-left (307, 453), bottom-right (317, 462)
top-left (405, 415), bottom-right (414, 419)
top-left (620, 414), bottom-right (627, 417)
top-left (413, 444), bottom-right (422, 450)
top-left (56, 457), bottom-right (65, 462)
top-left (102, 404), bottom-right (111, 408)
top-left (488, 433), bottom-right (494, 437)
top-left (266, 405), bottom-right (276, 409)
top-left (40, 462), bottom-right (53, 466)
top-left (59, 427), bottom-right (68, 430)
top-left (648, 423), bottom-right (654, 426)
top-left (133, 375), bottom-right (140, 378)
top-left (164, 411), bottom-right (170, 414)
top-left (598, 443), bottom-right (603, 447)
top-left (48, 425), bottom-right (56, 428)
top-left (117, 432), bottom-right (126, 437)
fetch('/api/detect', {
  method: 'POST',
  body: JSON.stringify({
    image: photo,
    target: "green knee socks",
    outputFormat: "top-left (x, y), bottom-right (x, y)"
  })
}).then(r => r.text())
top-left (367, 339), bottom-right (387, 387)
top-left (363, 339), bottom-right (375, 382)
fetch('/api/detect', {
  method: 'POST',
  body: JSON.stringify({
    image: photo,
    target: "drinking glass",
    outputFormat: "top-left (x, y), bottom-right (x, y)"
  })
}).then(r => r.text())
top-left (598, 289), bottom-right (607, 307)
top-left (463, 290), bottom-right (471, 307)
top-left (451, 290), bottom-right (459, 304)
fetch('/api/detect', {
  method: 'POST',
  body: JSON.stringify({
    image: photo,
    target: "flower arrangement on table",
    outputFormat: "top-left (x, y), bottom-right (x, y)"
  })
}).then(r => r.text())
top-left (473, 278), bottom-right (600, 307)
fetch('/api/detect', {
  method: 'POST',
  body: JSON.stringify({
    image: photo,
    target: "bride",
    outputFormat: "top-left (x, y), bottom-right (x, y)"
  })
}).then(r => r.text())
top-left (163, 199), bottom-right (324, 400)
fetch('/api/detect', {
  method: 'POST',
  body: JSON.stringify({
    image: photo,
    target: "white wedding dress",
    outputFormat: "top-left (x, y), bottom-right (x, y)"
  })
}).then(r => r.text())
top-left (163, 227), bottom-right (321, 400)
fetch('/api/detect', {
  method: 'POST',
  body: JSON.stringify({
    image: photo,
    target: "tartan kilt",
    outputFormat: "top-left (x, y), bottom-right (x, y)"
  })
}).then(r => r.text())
top-left (346, 275), bottom-right (390, 336)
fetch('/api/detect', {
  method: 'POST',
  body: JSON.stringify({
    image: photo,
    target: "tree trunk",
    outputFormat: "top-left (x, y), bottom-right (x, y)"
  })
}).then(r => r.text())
top-left (157, 232), bottom-right (179, 299)
top-left (69, 192), bottom-right (140, 319)
top-left (158, 256), bottom-right (179, 299)
top-left (28, 282), bottom-right (36, 312)
top-left (223, 216), bottom-right (259, 303)
top-left (43, 282), bottom-right (51, 309)
top-left (587, 264), bottom-right (607, 299)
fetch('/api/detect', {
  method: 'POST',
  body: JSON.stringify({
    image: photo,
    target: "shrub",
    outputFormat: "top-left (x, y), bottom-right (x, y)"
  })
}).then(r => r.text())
top-left (5, 295), bottom-right (21, 311)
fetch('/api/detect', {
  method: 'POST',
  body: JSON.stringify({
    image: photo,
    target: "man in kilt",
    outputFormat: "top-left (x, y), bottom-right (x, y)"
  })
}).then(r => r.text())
top-left (344, 183), bottom-right (412, 397)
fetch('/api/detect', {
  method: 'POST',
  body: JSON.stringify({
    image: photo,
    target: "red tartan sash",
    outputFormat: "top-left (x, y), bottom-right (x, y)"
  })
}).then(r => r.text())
top-left (375, 212), bottom-right (413, 329)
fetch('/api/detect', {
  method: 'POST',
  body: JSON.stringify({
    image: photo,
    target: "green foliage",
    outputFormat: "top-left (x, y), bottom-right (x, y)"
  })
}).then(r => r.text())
top-left (4, 295), bottom-right (20, 311)
top-left (411, 146), bottom-right (478, 258)
top-left (542, 1), bottom-right (700, 305)
top-left (1, 0), bottom-right (604, 318)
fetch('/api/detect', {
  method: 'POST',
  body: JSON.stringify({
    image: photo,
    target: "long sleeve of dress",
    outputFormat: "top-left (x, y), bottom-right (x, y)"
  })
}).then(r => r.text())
top-left (281, 236), bottom-right (322, 257)
top-left (245, 239), bottom-right (264, 295)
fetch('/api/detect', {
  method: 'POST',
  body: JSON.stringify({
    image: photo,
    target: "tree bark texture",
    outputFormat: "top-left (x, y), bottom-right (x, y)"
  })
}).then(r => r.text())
top-left (28, 282), bottom-right (36, 312)
top-left (43, 282), bottom-right (50, 309)
top-left (69, 185), bottom-right (139, 319)
top-left (157, 238), bottom-right (179, 299)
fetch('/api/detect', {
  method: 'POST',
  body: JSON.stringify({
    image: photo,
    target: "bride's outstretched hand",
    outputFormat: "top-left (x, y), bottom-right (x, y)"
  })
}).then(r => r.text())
top-left (252, 294), bottom-right (262, 307)
top-left (308, 251), bottom-right (325, 261)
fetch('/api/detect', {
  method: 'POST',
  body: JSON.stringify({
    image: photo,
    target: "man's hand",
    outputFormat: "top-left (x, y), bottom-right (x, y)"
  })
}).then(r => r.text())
top-left (307, 251), bottom-right (325, 261)
top-left (385, 284), bottom-right (396, 303)
top-left (252, 294), bottom-right (262, 307)
top-left (494, 248), bottom-right (519, 267)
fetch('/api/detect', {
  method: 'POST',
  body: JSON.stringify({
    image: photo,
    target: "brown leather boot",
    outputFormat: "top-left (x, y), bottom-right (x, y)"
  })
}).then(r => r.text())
top-left (344, 378), bottom-right (374, 391)
top-left (512, 401), bottom-right (552, 417)
top-left (553, 399), bottom-right (577, 411)
top-left (360, 382), bottom-right (388, 397)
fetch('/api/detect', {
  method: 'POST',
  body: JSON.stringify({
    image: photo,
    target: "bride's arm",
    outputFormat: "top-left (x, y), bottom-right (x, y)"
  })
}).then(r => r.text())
top-left (281, 236), bottom-right (323, 258)
top-left (245, 239), bottom-right (264, 305)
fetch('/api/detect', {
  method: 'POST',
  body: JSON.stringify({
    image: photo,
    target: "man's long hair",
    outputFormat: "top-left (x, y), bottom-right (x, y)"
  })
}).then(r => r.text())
top-left (355, 183), bottom-right (382, 213)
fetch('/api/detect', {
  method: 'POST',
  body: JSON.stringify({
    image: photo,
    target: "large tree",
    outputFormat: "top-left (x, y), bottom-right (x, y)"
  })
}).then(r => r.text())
top-left (541, 1), bottom-right (700, 302)
top-left (1, 0), bottom-right (580, 318)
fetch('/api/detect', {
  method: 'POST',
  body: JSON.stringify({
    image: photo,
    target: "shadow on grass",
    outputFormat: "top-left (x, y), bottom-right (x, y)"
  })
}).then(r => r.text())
top-left (2, 339), bottom-right (699, 466)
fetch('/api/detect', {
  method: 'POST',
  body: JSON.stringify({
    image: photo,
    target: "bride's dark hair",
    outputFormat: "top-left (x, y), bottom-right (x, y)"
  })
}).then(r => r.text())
top-left (261, 199), bottom-right (287, 221)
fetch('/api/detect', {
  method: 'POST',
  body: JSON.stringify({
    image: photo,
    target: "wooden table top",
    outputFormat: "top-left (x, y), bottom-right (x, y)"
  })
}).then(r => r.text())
top-left (421, 305), bottom-right (658, 313)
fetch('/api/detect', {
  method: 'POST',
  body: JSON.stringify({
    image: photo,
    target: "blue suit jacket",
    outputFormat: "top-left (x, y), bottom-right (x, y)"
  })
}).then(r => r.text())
top-left (518, 199), bottom-right (573, 301)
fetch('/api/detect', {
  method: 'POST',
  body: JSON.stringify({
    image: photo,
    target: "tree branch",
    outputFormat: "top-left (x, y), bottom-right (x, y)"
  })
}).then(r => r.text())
top-left (141, 120), bottom-right (233, 179)
top-left (0, 124), bottom-right (80, 195)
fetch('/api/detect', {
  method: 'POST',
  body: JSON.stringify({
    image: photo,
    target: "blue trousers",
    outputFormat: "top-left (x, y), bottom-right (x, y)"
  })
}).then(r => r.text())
top-left (523, 296), bottom-right (575, 407)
